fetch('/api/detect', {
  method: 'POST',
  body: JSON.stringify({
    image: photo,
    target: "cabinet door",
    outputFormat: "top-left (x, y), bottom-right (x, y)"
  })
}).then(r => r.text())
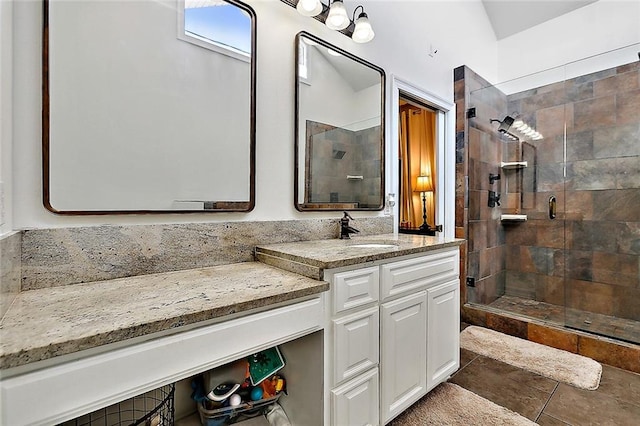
top-left (380, 291), bottom-right (428, 424)
top-left (426, 279), bottom-right (460, 391)
top-left (333, 306), bottom-right (380, 385)
top-left (331, 368), bottom-right (379, 426)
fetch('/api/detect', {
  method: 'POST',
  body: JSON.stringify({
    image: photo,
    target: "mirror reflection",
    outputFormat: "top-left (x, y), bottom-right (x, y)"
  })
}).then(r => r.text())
top-left (295, 32), bottom-right (385, 211)
top-left (44, 0), bottom-right (255, 213)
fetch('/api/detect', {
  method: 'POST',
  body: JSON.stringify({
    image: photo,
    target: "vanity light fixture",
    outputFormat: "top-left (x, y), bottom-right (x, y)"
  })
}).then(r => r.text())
top-left (296, 0), bottom-right (323, 17)
top-left (326, 0), bottom-right (350, 30)
top-left (283, 0), bottom-right (375, 43)
top-left (351, 5), bottom-right (375, 43)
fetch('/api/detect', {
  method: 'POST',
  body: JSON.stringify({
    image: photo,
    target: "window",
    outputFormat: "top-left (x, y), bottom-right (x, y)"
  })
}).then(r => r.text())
top-left (298, 40), bottom-right (309, 82)
top-left (178, 0), bottom-right (252, 61)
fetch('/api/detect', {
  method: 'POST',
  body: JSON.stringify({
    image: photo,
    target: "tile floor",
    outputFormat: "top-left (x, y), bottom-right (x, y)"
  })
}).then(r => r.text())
top-left (450, 325), bottom-right (640, 425)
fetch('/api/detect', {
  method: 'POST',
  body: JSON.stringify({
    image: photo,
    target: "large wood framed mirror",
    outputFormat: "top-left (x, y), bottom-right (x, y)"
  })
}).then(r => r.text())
top-left (294, 31), bottom-right (385, 211)
top-left (43, 0), bottom-right (256, 214)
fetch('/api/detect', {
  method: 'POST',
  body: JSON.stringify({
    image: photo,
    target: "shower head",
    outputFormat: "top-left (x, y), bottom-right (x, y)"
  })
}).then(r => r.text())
top-left (491, 116), bottom-right (515, 133)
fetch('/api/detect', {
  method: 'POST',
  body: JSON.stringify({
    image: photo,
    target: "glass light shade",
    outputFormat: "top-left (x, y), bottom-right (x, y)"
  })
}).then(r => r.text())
top-left (326, 0), bottom-right (349, 30)
top-left (414, 175), bottom-right (434, 193)
top-left (352, 13), bottom-right (374, 43)
top-left (296, 0), bottom-right (323, 17)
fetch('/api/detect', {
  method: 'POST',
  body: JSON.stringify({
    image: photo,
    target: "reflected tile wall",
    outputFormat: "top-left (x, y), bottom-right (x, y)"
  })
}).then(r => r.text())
top-left (307, 121), bottom-right (382, 207)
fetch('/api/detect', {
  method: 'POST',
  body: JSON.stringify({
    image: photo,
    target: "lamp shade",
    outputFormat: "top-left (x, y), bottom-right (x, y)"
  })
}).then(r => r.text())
top-left (352, 12), bottom-right (375, 43)
top-left (296, 0), bottom-right (323, 17)
top-left (414, 175), bottom-right (434, 193)
top-left (326, 0), bottom-right (350, 30)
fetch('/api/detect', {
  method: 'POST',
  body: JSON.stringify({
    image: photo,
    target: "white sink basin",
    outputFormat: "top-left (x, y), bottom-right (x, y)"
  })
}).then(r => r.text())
top-left (348, 243), bottom-right (397, 249)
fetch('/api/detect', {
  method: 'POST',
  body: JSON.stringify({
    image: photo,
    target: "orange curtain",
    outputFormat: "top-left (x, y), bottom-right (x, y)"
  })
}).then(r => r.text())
top-left (399, 107), bottom-right (436, 228)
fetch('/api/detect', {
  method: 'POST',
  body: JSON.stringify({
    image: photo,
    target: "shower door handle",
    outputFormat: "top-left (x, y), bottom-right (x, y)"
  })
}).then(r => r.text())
top-left (549, 196), bottom-right (557, 219)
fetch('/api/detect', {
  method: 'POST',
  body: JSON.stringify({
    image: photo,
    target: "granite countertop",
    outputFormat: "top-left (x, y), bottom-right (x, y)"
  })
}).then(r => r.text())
top-left (0, 262), bottom-right (328, 370)
top-left (256, 233), bottom-right (464, 280)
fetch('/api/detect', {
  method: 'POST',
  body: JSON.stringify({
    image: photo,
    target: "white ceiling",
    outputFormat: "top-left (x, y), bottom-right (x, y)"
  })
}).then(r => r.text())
top-left (482, 0), bottom-right (598, 40)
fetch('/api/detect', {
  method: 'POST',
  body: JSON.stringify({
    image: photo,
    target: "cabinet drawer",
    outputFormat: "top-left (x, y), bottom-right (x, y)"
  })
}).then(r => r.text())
top-left (381, 248), bottom-right (459, 300)
top-left (331, 368), bottom-right (379, 426)
top-left (333, 266), bottom-right (379, 315)
top-left (333, 306), bottom-right (379, 384)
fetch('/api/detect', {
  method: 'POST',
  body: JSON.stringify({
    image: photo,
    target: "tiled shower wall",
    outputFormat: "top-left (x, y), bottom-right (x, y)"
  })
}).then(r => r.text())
top-left (457, 61), bottom-right (639, 320)
top-left (456, 64), bottom-right (640, 372)
top-left (454, 66), bottom-right (507, 305)
top-left (506, 61), bottom-right (640, 321)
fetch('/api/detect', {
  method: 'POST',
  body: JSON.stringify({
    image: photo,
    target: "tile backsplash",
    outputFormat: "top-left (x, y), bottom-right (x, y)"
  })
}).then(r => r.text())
top-left (20, 217), bottom-right (392, 290)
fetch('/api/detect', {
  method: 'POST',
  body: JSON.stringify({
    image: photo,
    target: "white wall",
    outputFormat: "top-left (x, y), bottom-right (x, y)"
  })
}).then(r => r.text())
top-left (10, 0), bottom-right (499, 230)
top-left (0, 0), bottom-right (13, 235)
top-left (497, 0), bottom-right (640, 90)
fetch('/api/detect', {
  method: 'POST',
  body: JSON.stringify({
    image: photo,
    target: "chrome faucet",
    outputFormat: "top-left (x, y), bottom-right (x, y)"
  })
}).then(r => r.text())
top-left (340, 212), bottom-right (359, 239)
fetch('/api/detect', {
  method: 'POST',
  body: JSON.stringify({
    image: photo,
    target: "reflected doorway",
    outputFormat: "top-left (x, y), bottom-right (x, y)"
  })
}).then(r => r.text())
top-left (398, 96), bottom-right (439, 235)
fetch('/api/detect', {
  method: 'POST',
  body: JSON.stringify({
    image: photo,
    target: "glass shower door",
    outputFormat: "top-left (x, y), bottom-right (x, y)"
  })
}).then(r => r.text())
top-left (562, 44), bottom-right (640, 344)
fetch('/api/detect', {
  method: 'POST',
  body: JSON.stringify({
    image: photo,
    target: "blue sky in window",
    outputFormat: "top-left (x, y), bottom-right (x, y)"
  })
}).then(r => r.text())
top-left (185, 4), bottom-right (251, 54)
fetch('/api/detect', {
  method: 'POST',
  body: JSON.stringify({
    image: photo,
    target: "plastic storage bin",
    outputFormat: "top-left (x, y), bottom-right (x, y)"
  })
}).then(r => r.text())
top-left (197, 394), bottom-right (281, 425)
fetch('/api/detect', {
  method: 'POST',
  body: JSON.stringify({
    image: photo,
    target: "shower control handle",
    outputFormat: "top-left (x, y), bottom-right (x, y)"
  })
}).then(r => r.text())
top-left (549, 196), bottom-right (557, 219)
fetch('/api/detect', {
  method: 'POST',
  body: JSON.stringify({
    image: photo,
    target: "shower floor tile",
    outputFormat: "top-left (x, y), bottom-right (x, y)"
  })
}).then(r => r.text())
top-left (488, 295), bottom-right (640, 344)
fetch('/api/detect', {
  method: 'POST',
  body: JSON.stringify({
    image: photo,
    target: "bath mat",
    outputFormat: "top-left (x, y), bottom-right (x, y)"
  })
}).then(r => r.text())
top-left (389, 382), bottom-right (537, 426)
top-left (460, 326), bottom-right (602, 390)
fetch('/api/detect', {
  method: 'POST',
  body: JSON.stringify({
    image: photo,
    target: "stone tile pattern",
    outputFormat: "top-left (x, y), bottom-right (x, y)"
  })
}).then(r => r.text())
top-left (451, 344), bottom-right (640, 425)
top-left (21, 217), bottom-right (392, 290)
top-left (0, 232), bottom-right (21, 319)
top-left (454, 66), bottom-right (507, 305)
top-left (505, 61), bottom-right (640, 322)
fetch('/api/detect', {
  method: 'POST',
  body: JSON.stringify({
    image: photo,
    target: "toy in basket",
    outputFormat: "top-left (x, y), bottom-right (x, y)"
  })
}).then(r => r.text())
top-left (247, 347), bottom-right (285, 386)
top-left (192, 347), bottom-right (288, 425)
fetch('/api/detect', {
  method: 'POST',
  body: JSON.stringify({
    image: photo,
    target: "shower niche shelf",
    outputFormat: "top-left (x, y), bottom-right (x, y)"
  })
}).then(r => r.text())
top-left (501, 161), bottom-right (528, 170)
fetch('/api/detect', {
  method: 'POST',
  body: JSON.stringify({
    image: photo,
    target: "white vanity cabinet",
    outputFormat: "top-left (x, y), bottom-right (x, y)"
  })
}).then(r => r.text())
top-left (326, 266), bottom-right (381, 426)
top-left (324, 246), bottom-right (460, 426)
